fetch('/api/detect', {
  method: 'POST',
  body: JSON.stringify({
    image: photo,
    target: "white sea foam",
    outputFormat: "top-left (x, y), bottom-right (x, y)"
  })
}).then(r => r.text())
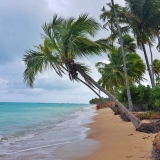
top-left (0, 103), bottom-right (96, 158)
top-left (0, 135), bottom-right (2, 141)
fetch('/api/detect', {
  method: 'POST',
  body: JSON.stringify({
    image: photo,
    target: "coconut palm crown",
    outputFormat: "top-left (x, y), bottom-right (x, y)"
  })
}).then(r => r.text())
top-left (23, 14), bottom-right (143, 129)
top-left (23, 14), bottom-right (108, 87)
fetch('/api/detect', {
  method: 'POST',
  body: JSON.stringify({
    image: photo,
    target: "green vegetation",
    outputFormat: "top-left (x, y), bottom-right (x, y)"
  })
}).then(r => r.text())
top-left (149, 85), bottom-right (160, 111)
top-left (23, 0), bottom-right (160, 131)
top-left (117, 85), bottom-right (160, 111)
top-left (100, 0), bottom-right (160, 88)
top-left (117, 85), bottom-right (151, 106)
top-left (89, 97), bottom-right (109, 104)
top-left (135, 111), bottom-right (160, 120)
top-left (96, 35), bottom-right (146, 96)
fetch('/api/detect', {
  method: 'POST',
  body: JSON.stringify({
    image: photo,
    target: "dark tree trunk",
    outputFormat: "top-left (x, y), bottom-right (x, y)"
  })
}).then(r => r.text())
top-left (79, 71), bottom-right (160, 133)
top-left (149, 44), bottom-right (155, 88)
top-left (77, 77), bottom-right (121, 114)
top-left (111, 0), bottom-right (134, 111)
top-left (141, 41), bottom-right (154, 88)
top-left (76, 67), bottom-right (142, 129)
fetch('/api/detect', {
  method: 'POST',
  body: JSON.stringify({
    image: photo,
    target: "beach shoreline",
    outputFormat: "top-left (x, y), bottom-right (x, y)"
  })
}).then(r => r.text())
top-left (80, 108), bottom-right (156, 160)
top-left (1, 107), bottom-right (157, 160)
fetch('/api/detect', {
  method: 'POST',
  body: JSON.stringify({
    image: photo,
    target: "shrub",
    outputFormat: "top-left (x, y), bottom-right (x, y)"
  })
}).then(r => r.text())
top-left (149, 85), bottom-right (160, 111)
top-left (117, 85), bottom-right (151, 106)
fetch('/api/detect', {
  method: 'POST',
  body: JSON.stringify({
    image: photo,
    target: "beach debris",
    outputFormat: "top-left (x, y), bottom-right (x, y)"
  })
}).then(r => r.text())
top-left (153, 132), bottom-right (160, 151)
top-left (126, 155), bottom-right (133, 158)
top-left (128, 134), bottom-right (133, 136)
top-left (152, 149), bottom-right (160, 160)
top-left (137, 122), bottom-right (160, 133)
top-left (142, 135), bottom-right (150, 139)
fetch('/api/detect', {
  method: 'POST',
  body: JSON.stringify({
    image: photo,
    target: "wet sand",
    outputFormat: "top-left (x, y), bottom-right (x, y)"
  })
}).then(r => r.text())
top-left (81, 108), bottom-right (156, 160)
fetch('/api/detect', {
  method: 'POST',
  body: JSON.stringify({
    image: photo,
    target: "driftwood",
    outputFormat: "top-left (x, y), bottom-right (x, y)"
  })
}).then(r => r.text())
top-left (137, 122), bottom-right (160, 133)
top-left (98, 103), bottom-right (160, 133)
top-left (120, 113), bottom-right (160, 133)
top-left (152, 149), bottom-right (160, 160)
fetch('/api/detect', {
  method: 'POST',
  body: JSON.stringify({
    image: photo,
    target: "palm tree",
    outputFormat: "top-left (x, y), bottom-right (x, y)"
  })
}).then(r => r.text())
top-left (121, 34), bottom-right (136, 53)
top-left (110, 0), bottom-right (134, 111)
top-left (101, 0), bottom-right (160, 88)
top-left (96, 46), bottom-right (146, 96)
top-left (23, 14), bottom-right (142, 129)
top-left (153, 59), bottom-right (160, 84)
top-left (122, 0), bottom-right (160, 87)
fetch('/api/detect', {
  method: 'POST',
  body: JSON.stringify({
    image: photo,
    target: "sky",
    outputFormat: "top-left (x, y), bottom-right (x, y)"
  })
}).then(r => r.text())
top-left (0, 0), bottom-right (159, 103)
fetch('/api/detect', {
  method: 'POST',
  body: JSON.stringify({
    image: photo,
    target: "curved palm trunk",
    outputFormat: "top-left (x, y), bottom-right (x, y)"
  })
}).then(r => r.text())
top-left (77, 77), bottom-right (121, 113)
top-left (76, 68), bottom-right (142, 129)
top-left (62, 65), bottom-right (119, 112)
top-left (111, 0), bottom-right (134, 111)
top-left (141, 41), bottom-right (154, 88)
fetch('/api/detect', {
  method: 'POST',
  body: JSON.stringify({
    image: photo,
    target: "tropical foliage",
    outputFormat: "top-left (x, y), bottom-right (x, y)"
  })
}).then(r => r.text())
top-left (117, 85), bottom-right (151, 106)
top-left (153, 59), bottom-right (160, 84)
top-left (117, 84), bottom-right (160, 111)
top-left (23, 0), bottom-right (160, 131)
top-left (96, 34), bottom-right (146, 95)
top-left (100, 0), bottom-right (160, 88)
top-left (23, 14), bottom-right (107, 87)
top-left (149, 85), bottom-right (160, 111)
top-left (23, 13), bottom-right (142, 129)
top-left (89, 97), bottom-right (109, 104)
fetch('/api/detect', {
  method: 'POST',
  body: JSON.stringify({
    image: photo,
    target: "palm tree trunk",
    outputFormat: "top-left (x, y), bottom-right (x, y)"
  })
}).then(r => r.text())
top-left (111, 0), bottom-right (134, 111)
top-left (62, 65), bottom-right (118, 112)
top-left (157, 35), bottom-right (160, 44)
top-left (77, 77), bottom-right (121, 113)
top-left (76, 68), bottom-right (142, 129)
top-left (149, 44), bottom-right (155, 88)
top-left (141, 41), bottom-right (154, 88)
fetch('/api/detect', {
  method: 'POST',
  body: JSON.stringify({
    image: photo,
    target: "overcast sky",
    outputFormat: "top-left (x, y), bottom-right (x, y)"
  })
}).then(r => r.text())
top-left (0, 0), bottom-right (159, 103)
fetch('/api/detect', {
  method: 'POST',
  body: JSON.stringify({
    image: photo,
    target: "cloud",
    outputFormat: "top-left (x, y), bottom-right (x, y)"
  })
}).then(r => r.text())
top-left (0, 0), bottom-right (53, 63)
top-left (35, 76), bottom-right (80, 91)
top-left (0, 0), bottom-right (158, 103)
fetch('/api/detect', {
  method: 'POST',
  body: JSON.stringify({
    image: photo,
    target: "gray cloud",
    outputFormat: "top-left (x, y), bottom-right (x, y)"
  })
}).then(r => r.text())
top-left (34, 77), bottom-right (80, 91)
top-left (0, 0), bottom-right (53, 63)
top-left (0, 0), bottom-right (159, 103)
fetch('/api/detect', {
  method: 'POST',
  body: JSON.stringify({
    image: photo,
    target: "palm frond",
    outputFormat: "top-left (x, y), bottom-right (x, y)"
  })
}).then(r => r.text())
top-left (23, 49), bottom-right (64, 87)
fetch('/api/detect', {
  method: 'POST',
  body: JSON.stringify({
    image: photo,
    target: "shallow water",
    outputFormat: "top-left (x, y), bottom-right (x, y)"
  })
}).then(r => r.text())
top-left (0, 102), bottom-right (96, 159)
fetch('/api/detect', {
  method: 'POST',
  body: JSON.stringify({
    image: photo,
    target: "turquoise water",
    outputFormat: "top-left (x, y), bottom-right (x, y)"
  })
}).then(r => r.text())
top-left (0, 102), bottom-right (96, 157)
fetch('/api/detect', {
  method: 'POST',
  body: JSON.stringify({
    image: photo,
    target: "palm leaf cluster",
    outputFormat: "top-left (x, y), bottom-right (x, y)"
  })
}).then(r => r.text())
top-left (23, 11), bottom-right (144, 128)
top-left (23, 14), bottom-right (109, 88)
top-left (22, 0), bottom-right (160, 131)
top-left (96, 45), bottom-right (146, 95)
top-left (100, 0), bottom-right (160, 88)
top-left (153, 59), bottom-right (160, 84)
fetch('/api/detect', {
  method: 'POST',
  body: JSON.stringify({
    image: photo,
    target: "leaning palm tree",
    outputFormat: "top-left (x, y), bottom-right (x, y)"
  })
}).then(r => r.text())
top-left (100, 0), bottom-right (134, 110)
top-left (23, 14), bottom-right (142, 129)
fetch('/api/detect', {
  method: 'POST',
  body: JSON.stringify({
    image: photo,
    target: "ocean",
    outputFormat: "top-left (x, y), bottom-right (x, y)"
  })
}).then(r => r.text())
top-left (0, 102), bottom-right (96, 159)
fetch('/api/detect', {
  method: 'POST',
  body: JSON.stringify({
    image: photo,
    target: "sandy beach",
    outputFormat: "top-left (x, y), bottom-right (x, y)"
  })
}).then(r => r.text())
top-left (1, 107), bottom-right (157, 160)
top-left (81, 108), bottom-right (156, 160)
